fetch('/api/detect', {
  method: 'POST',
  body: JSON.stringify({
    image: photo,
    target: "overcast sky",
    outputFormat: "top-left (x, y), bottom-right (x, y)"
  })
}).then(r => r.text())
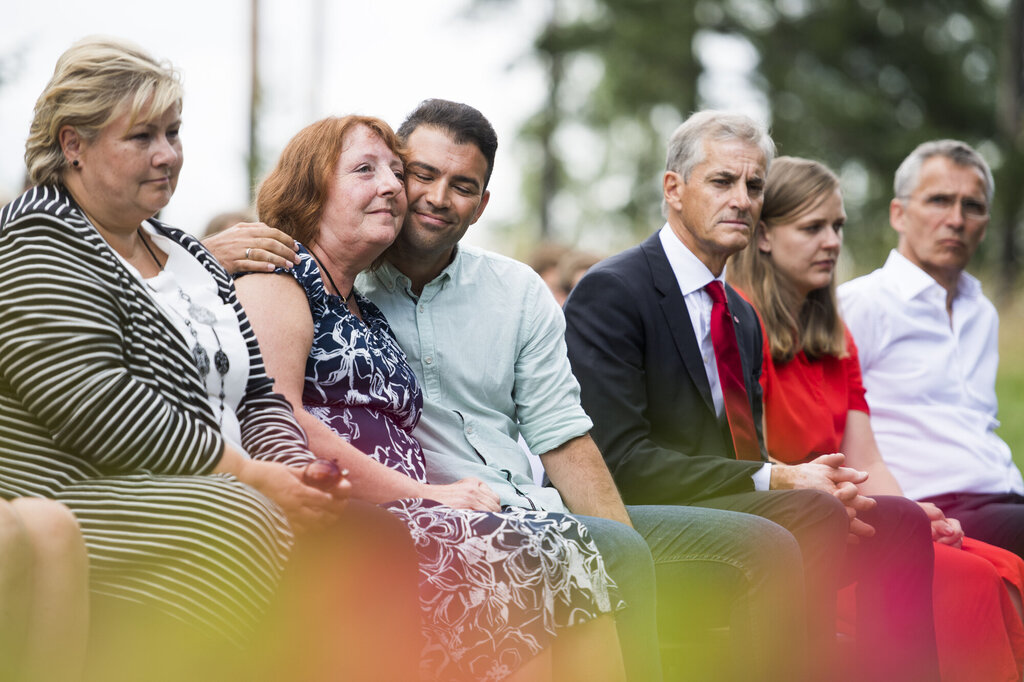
top-left (0, 0), bottom-right (549, 244)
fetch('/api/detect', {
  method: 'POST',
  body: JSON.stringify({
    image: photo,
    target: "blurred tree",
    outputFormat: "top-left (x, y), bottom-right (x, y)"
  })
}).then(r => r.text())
top-left (248, 0), bottom-right (263, 202)
top-left (725, 0), bottom-right (1023, 291)
top-left (475, 0), bottom-right (702, 252)
top-left (485, 0), bottom-right (1024, 290)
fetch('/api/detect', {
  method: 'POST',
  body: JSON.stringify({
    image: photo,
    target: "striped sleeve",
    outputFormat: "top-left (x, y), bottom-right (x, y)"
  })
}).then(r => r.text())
top-left (0, 211), bottom-right (223, 475)
top-left (235, 307), bottom-right (315, 467)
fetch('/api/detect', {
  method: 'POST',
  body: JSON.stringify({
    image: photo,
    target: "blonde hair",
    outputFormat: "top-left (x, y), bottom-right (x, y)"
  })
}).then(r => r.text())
top-left (729, 156), bottom-right (846, 363)
top-left (26, 36), bottom-right (183, 186)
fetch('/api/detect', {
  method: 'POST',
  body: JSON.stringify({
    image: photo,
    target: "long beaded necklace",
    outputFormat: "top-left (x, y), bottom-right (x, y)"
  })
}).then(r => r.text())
top-left (138, 228), bottom-right (230, 423)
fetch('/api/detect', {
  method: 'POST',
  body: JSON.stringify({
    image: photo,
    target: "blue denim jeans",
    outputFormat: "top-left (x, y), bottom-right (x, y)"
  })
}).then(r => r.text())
top-left (578, 503), bottom-right (808, 682)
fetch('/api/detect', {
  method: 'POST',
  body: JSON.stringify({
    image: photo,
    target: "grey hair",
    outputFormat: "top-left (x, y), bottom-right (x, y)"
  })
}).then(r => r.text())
top-left (662, 110), bottom-right (776, 217)
top-left (893, 139), bottom-right (994, 204)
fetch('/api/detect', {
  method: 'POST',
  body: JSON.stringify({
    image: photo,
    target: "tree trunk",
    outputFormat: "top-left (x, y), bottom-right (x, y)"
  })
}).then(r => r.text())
top-left (247, 0), bottom-right (262, 203)
top-left (997, 0), bottom-right (1023, 302)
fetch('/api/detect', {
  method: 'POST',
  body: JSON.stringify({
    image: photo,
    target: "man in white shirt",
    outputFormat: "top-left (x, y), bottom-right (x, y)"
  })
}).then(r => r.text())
top-left (839, 139), bottom-right (1024, 558)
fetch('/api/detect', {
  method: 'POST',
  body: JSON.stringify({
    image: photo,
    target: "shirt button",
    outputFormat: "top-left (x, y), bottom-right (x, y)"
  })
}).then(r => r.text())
top-left (418, 304), bottom-right (425, 312)
top-left (466, 425), bottom-right (474, 434)
top-left (425, 356), bottom-right (433, 364)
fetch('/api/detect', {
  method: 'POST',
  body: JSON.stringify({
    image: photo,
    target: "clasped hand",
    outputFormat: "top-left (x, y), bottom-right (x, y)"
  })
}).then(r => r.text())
top-left (773, 452), bottom-right (876, 541)
top-left (238, 459), bottom-right (351, 536)
top-left (918, 501), bottom-right (964, 548)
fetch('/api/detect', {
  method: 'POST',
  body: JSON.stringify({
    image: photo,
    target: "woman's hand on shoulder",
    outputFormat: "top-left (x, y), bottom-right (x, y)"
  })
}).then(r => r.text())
top-left (420, 478), bottom-right (501, 512)
top-left (202, 222), bottom-right (300, 275)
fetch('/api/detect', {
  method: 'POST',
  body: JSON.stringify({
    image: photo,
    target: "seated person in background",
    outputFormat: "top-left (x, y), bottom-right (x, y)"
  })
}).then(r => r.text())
top-left (528, 243), bottom-right (603, 305)
top-left (729, 155), bottom-right (1024, 682)
top-left (0, 37), bottom-right (420, 681)
top-left (564, 109), bottom-right (940, 681)
top-left (557, 248), bottom-right (603, 298)
top-left (202, 208), bottom-right (254, 237)
top-left (0, 498), bottom-right (87, 682)
top-left (838, 140), bottom-right (1024, 561)
top-left (528, 242), bottom-right (572, 305)
top-left (234, 114), bottom-right (628, 682)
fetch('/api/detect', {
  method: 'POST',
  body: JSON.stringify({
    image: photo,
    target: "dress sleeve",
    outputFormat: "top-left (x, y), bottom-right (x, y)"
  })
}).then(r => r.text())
top-left (0, 214), bottom-right (223, 475)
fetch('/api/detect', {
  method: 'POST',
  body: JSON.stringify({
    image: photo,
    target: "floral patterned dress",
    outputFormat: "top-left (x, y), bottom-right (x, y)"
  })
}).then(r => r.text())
top-left (287, 247), bottom-right (619, 681)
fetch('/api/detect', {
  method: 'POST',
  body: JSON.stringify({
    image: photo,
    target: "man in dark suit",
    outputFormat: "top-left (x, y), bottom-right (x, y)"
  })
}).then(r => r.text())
top-left (564, 110), bottom-right (940, 681)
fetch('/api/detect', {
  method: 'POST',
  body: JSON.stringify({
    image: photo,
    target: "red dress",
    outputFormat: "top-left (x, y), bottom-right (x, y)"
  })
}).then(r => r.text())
top-left (759, 322), bottom-right (1024, 681)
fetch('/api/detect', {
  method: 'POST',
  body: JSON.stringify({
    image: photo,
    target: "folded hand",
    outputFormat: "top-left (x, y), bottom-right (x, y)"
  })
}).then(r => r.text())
top-left (240, 459), bottom-right (350, 536)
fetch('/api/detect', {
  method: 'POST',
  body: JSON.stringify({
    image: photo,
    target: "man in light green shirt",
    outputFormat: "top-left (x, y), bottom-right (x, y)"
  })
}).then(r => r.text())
top-left (359, 241), bottom-right (588, 513)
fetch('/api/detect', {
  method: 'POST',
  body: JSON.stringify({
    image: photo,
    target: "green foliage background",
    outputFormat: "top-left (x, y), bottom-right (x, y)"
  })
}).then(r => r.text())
top-left (997, 299), bottom-right (1024, 471)
top-left (476, 0), bottom-right (1024, 463)
top-left (482, 0), bottom-right (1024, 298)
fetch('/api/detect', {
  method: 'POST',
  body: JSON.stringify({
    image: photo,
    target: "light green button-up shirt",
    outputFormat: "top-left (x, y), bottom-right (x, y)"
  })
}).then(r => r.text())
top-left (356, 245), bottom-right (592, 512)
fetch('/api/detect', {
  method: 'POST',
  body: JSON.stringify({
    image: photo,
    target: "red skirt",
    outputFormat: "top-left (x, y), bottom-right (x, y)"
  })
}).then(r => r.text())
top-left (838, 536), bottom-right (1024, 682)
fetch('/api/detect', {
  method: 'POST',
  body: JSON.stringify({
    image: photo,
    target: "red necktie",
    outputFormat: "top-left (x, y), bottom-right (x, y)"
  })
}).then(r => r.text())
top-left (704, 281), bottom-right (761, 461)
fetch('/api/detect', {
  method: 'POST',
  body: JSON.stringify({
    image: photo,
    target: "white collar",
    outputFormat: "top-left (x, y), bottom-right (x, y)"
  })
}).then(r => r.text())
top-left (659, 224), bottom-right (725, 296)
top-left (882, 249), bottom-right (982, 303)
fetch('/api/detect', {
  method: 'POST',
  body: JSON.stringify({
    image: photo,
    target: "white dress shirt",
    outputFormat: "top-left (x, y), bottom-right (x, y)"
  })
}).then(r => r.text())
top-left (659, 225), bottom-right (772, 490)
top-left (838, 249), bottom-right (1024, 500)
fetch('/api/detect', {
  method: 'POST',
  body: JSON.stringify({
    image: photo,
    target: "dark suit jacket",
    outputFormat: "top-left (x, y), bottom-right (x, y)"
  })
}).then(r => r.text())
top-left (564, 231), bottom-right (767, 506)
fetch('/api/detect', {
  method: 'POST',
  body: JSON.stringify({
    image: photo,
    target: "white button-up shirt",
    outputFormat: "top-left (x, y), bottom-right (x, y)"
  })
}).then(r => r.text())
top-left (838, 250), bottom-right (1024, 500)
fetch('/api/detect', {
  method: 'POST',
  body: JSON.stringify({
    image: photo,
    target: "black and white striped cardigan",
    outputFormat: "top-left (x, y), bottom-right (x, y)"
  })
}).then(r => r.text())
top-left (0, 185), bottom-right (314, 499)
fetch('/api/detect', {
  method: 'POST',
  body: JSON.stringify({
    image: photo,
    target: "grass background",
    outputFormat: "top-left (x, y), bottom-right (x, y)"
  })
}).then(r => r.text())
top-left (996, 296), bottom-right (1024, 473)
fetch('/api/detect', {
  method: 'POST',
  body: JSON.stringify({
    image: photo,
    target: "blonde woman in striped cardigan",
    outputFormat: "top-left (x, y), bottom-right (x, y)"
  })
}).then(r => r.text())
top-left (1, 37), bottom-right (422, 679)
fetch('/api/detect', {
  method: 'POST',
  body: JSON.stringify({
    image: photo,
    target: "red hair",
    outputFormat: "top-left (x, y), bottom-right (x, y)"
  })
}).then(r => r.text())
top-left (257, 116), bottom-right (405, 247)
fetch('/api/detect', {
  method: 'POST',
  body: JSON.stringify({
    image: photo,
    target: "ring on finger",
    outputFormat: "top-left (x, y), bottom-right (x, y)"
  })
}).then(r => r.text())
top-left (245, 247), bottom-right (253, 260)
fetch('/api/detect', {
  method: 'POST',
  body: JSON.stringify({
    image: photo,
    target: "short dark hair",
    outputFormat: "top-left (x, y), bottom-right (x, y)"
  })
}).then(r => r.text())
top-left (397, 98), bottom-right (498, 188)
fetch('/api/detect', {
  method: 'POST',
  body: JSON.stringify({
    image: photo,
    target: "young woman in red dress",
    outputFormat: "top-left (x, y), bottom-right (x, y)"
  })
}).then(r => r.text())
top-left (729, 155), bottom-right (1024, 682)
